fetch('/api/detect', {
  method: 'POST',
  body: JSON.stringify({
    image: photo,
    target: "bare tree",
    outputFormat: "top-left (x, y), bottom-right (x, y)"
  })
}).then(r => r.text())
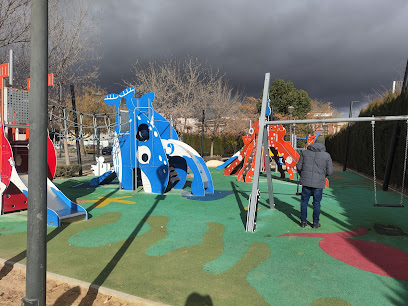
top-left (48, 0), bottom-right (100, 90)
top-left (0, 0), bottom-right (100, 92)
top-left (129, 59), bottom-right (180, 119)
top-left (128, 56), bottom-right (222, 139)
top-left (129, 57), bottom-right (246, 154)
top-left (222, 96), bottom-right (259, 139)
top-left (0, 0), bottom-right (30, 50)
top-left (204, 77), bottom-right (245, 156)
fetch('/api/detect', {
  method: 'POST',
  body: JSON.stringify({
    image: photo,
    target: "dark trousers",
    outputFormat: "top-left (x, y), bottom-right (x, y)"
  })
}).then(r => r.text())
top-left (300, 186), bottom-right (323, 224)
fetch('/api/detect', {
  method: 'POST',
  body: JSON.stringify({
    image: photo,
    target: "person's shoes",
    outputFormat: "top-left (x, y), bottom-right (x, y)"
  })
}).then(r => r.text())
top-left (300, 222), bottom-right (307, 228)
top-left (312, 223), bottom-right (321, 228)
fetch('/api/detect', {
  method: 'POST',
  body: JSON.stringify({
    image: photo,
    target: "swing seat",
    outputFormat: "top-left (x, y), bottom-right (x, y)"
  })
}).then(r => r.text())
top-left (374, 203), bottom-right (404, 207)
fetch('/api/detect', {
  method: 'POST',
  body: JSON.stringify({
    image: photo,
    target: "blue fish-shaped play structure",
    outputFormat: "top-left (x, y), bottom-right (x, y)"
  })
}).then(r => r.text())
top-left (104, 87), bottom-right (213, 196)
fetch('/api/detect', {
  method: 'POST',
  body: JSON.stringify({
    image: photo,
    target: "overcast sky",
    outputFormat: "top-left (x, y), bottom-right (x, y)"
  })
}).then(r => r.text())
top-left (93, 0), bottom-right (408, 115)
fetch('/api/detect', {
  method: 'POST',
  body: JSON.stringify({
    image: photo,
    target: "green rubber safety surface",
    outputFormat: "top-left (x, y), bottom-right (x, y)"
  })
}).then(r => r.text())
top-left (1, 168), bottom-right (408, 305)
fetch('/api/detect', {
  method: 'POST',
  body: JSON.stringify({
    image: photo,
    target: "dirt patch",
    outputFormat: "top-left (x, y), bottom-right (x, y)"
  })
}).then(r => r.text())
top-left (0, 262), bottom-right (163, 306)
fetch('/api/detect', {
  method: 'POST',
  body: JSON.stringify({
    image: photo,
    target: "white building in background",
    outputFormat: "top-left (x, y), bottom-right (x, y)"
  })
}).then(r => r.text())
top-left (392, 81), bottom-right (403, 93)
top-left (175, 117), bottom-right (201, 133)
top-left (307, 109), bottom-right (347, 136)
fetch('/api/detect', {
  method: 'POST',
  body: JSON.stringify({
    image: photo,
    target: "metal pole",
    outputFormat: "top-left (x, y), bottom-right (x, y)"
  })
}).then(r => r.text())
top-left (58, 83), bottom-right (62, 158)
top-left (262, 125), bottom-right (274, 209)
top-left (97, 114), bottom-right (100, 160)
top-left (94, 92), bottom-right (102, 171)
top-left (22, 0), bottom-right (48, 305)
top-left (246, 73), bottom-right (270, 232)
top-left (70, 84), bottom-right (82, 175)
top-left (9, 49), bottom-right (13, 86)
top-left (289, 113), bottom-right (292, 140)
top-left (265, 115), bottom-right (408, 125)
top-left (201, 109), bottom-right (205, 157)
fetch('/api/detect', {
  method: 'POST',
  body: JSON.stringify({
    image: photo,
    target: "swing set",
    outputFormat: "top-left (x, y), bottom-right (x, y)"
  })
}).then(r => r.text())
top-left (371, 118), bottom-right (408, 207)
top-left (246, 73), bottom-right (408, 232)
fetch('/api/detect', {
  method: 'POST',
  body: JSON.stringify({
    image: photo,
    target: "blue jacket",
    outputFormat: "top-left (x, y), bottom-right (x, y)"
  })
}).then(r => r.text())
top-left (296, 143), bottom-right (333, 189)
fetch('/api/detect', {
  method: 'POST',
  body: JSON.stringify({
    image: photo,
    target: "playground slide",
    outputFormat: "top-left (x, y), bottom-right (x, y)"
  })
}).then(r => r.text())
top-left (19, 175), bottom-right (88, 226)
top-left (216, 152), bottom-right (239, 169)
top-left (90, 170), bottom-right (117, 187)
top-left (163, 139), bottom-right (214, 196)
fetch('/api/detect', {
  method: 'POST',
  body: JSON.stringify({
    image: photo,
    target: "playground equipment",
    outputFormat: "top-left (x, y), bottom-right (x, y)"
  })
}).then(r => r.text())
top-left (0, 61), bottom-right (87, 226)
top-left (245, 73), bottom-right (408, 232)
top-left (104, 87), bottom-right (214, 196)
top-left (218, 120), bottom-right (321, 181)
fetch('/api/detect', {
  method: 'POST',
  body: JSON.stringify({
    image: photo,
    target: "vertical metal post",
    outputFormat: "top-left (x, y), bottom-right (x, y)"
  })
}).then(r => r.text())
top-left (94, 92), bottom-right (102, 164)
top-left (93, 114), bottom-right (96, 160)
top-left (22, 0), bottom-right (48, 305)
top-left (289, 114), bottom-right (292, 138)
top-left (262, 125), bottom-right (274, 209)
top-left (97, 116), bottom-right (100, 159)
top-left (135, 99), bottom-right (139, 191)
top-left (70, 85), bottom-right (82, 175)
top-left (246, 73), bottom-right (270, 232)
top-left (201, 109), bottom-right (205, 157)
top-left (9, 50), bottom-right (13, 86)
top-left (170, 117), bottom-right (173, 139)
top-left (58, 83), bottom-right (62, 158)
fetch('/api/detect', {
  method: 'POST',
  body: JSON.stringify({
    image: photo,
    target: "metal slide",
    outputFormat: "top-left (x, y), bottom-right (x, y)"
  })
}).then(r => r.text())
top-left (19, 175), bottom-right (88, 226)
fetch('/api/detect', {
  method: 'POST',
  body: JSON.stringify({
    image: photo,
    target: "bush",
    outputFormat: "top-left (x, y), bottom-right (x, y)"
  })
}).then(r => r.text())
top-left (55, 164), bottom-right (82, 178)
top-left (182, 134), bottom-right (244, 157)
top-left (326, 91), bottom-right (408, 189)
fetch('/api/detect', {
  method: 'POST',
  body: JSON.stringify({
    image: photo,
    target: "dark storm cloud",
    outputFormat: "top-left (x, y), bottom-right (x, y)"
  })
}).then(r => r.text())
top-left (94, 0), bottom-right (408, 111)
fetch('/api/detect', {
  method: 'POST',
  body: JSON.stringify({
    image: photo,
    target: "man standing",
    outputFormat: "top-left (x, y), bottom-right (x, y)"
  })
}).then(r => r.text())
top-left (296, 139), bottom-right (333, 228)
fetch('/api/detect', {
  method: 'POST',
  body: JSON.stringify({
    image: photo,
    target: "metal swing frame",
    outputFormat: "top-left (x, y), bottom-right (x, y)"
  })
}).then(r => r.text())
top-left (246, 73), bottom-right (408, 232)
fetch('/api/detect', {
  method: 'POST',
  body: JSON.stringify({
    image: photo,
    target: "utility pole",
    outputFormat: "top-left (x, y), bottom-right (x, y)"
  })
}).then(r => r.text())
top-left (22, 0), bottom-right (48, 305)
top-left (201, 109), bottom-right (205, 157)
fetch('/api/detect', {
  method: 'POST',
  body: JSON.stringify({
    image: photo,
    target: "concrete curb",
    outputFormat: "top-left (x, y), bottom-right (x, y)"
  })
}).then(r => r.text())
top-left (0, 258), bottom-right (168, 305)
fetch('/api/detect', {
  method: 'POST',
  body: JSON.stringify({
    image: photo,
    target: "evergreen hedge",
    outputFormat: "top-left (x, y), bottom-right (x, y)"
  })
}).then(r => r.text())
top-left (182, 134), bottom-right (244, 157)
top-left (326, 92), bottom-right (408, 190)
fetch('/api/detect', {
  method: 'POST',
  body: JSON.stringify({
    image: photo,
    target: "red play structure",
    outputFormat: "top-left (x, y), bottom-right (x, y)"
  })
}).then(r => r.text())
top-left (0, 61), bottom-right (87, 226)
top-left (218, 120), bottom-right (328, 186)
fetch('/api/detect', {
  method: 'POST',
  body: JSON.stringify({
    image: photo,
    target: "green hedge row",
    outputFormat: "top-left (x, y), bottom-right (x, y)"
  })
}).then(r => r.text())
top-left (326, 92), bottom-right (408, 189)
top-left (55, 164), bottom-right (82, 178)
top-left (182, 134), bottom-right (244, 157)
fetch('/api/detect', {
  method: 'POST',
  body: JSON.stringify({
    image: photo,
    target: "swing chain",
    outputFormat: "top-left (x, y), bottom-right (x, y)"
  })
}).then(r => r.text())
top-left (371, 118), bottom-right (377, 205)
top-left (400, 120), bottom-right (408, 205)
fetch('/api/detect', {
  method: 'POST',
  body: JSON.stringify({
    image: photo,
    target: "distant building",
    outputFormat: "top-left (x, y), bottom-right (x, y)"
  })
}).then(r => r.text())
top-left (392, 80), bottom-right (403, 93)
top-left (307, 109), bottom-right (347, 136)
top-left (175, 117), bottom-right (200, 133)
